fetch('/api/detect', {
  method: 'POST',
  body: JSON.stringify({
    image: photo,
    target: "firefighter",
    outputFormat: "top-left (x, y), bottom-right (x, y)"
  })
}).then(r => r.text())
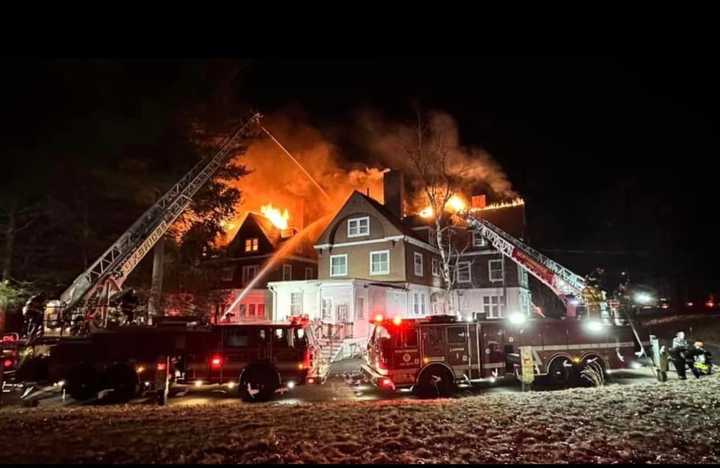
top-left (669, 331), bottom-right (690, 380)
top-left (115, 288), bottom-right (140, 325)
top-left (686, 341), bottom-right (713, 378)
top-left (22, 294), bottom-right (45, 339)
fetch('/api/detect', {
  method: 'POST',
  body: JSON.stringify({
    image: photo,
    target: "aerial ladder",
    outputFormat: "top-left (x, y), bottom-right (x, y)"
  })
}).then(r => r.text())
top-left (40, 112), bottom-right (263, 339)
top-left (464, 212), bottom-right (647, 355)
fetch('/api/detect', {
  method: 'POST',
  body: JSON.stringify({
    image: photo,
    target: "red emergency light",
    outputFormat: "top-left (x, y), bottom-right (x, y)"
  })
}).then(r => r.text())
top-left (374, 314), bottom-right (384, 323)
top-left (392, 317), bottom-right (402, 326)
top-left (3, 359), bottom-right (14, 369)
top-left (210, 354), bottom-right (224, 369)
top-left (2, 334), bottom-right (17, 343)
top-left (156, 362), bottom-right (167, 371)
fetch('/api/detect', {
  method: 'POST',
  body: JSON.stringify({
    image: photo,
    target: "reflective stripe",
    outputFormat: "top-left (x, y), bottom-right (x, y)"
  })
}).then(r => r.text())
top-left (483, 362), bottom-right (505, 369)
top-left (536, 341), bottom-right (635, 351)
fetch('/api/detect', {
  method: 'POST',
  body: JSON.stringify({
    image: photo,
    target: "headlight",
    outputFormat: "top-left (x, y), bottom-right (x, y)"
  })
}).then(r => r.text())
top-left (583, 320), bottom-right (605, 333)
top-left (634, 292), bottom-right (652, 304)
top-left (508, 313), bottom-right (527, 325)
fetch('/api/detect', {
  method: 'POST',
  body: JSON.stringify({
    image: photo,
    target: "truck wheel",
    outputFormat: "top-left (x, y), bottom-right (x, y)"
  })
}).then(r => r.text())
top-left (548, 357), bottom-right (574, 386)
top-left (66, 365), bottom-right (99, 401)
top-left (239, 366), bottom-right (279, 402)
top-left (105, 364), bottom-right (139, 403)
top-left (413, 365), bottom-right (455, 398)
top-left (578, 357), bottom-right (606, 387)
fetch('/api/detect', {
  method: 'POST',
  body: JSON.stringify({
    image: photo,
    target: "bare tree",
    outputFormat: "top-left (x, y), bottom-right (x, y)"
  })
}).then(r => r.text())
top-left (405, 110), bottom-right (473, 315)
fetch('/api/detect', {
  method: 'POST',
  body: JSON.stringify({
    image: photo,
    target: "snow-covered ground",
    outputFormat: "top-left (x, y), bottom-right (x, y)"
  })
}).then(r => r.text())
top-left (0, 373), bottom-right (718, 464)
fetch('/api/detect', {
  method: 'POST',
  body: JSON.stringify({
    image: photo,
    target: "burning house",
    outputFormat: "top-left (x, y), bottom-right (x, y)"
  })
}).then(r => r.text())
top-left (267, 170), bottom-right (532, 358)
top-left (207, 202), bottom-right (317, 323)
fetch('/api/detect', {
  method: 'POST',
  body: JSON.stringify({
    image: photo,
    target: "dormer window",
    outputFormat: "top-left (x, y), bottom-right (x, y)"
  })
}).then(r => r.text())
top-left (473, 230), bottom-right (488, 247)
top-left (347, 216), bottom-right (370, 237)
top-left (245, 238), bottom-right (259, 252)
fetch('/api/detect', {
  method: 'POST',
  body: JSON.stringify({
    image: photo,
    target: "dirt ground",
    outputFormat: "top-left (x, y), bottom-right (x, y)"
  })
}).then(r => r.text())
top-left (0, 371), bottom-right (718, 464)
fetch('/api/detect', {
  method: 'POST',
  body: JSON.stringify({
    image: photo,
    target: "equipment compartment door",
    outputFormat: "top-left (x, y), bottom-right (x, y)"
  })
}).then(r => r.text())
top-left (446, 325), bottom-right (471, 376)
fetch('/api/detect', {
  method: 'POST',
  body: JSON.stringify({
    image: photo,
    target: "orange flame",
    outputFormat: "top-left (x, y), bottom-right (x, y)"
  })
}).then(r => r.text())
top-left (473, 197), bottom-right (525, 211)
top-left (419, 194), bottom-right (468, 218)
top-left (260, 203), bottom-right (290, 230)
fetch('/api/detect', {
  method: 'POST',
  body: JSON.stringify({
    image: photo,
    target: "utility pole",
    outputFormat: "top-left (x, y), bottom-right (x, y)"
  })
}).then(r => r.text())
top-left (148, 236), bottom-right (165, 325)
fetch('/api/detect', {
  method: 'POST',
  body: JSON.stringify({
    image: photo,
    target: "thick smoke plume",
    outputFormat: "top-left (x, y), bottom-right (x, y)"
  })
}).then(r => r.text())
top-left (216, 108), bottom-right (517, 244)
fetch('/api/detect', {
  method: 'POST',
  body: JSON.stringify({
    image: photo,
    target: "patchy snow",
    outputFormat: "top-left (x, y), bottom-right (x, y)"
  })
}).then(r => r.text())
top-left (0, 374), bottom-right (719, 464)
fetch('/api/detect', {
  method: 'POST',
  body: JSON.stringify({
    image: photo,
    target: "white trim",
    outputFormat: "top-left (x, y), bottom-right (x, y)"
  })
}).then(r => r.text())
top-left (314, 234), bottom-right (439, 254)
top-left (537, 342), bottom-right (635, 351)
top-left (329, 254), bottom-right (348, 277)
top-left (457, 261), bottom-right (472, 283)
top-left (369, 250), bottom-right (390, 275)
top-left (489, 259), bottom-right (504, 282)
top-left (457, 250), bottom-right (498, 257)
top-left (347, 216), bottom-right (370, 238)
top-left (315, 235), bottom-right (403, 250)
top-left (413, 252), bottom-right (424, 277)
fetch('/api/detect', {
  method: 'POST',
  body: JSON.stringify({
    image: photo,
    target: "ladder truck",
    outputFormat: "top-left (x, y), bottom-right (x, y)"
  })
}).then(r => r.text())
top-left (362, 211), bottom-right (653, 395)
top-left (39, 112), bottom-right (262, 338)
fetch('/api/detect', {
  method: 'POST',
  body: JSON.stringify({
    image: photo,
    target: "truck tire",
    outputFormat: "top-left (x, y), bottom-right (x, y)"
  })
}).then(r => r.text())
top-left (105, 363), bottom-right (139, 403)
top-left (413, 365), bottom-right (455, 398)
top-left (66, 364), bottom-right (100, 401)
top-left (547, 357), bottom-right (575, 386)
top-left (578, 357), bottom-right (606, 387)
top-left (239, 366), bottom-right (279, 402)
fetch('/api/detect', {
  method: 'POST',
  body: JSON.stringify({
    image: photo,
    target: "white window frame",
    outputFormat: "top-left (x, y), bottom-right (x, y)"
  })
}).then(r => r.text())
top-left (369, 250), bottom-right (390, 275)
top-left (347, 216), bottom-right (370, 238)
top-left (290, 292), bottom-right (303, 315)
top-left (456, 261), bottom-right (472, 283)
top-left (483, 295), bottom-right (506, 319)
top-left (473, 230), bottom-right (488, 247)
top-left (489, 259), bottom-right (504, 282)
top-left (413, 252), bottom-right (424, 277)
top-left (305, 267), bottom-right (313, 280)
top-left (282, 264), bottom-right (292, 281)
top-left (330, 254), bottom-right (348, 277)
top-left (432, 258), bottom-right (440, 277)
top-left (241, 264), bottom-right (259, 285)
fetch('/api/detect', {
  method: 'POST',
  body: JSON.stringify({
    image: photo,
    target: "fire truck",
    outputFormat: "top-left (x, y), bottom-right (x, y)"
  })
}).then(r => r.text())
top-left (362, 313), bottom-right (643, 396)
top-left (361, 209), bottom-right (651, 396)
top-left (10, 316), bottom-right (318, 403)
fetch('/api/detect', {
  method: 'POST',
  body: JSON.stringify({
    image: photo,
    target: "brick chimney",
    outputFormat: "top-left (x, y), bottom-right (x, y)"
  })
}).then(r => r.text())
top-left (383, 169), bottom-right (405, 219)
top-left (471, 194), bottom-right (486, 210)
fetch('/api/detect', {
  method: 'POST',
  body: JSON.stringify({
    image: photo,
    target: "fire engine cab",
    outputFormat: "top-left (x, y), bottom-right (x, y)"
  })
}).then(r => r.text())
top-left (362, 313), bottom-right (644, 397)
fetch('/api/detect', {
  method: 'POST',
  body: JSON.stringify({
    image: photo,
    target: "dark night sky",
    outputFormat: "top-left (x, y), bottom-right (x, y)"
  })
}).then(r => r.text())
top-left (243, 57), bottom-right (719, 299)
top-left (3, 57), bottom-right (718, 301)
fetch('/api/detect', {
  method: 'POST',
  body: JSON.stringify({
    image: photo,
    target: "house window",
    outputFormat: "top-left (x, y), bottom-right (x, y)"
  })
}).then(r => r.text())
top-left (413, 292), bottom-right (420, 315)
top-left (241, 265), bottom-right (259, 285)
top-left (220, 267), bottom-right (234, 281)
top-left (330, 255), bottom-right (348, 277)
top-left (370, 250), bottom-right (390, 275)
top-left (321, 298), bottom-right (332, 320)
top-left (337, 304), bottom-right (349, 322)
top-left (282, 264), bottom-right (292, 281)
top-left (489, 259), bottom-right (504, 282)
top-left (347, 216), bottom-right (370, 237)
top-left (483, 296), bottom-right (505, 319)
top-left (257, 303), bottom-right (265, 319)
top-left (421, 293), bottom-right (426, 315)
top-left (245, 238), bottom-right (259, 252)
top-left (248, 303), bottom-right (256, 317)
top-left (414, 252), bottom-right (424, 276)
top-left (456, 261), bottom-right (471, 283)
top-left (305, 267), bottom-right (313, 280)
top-left (356, 297), bottom-right (365, 319)
top-left (290, 292), bottom-right (303, 315)
top-left (432, 258), bottom-right (440, 277)
top-left (473, 230), bottom-right (487, 247)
